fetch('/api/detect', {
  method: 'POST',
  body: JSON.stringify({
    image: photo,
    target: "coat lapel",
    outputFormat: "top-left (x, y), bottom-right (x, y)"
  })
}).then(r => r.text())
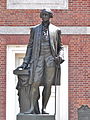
top-left (49, 24), bottom-right (57, 56)
top-left (49, 24), bottom-right (54, 50)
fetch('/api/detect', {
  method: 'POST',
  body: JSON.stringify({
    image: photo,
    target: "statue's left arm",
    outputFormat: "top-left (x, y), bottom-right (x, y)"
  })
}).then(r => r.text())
top-left (56, 29), bottom-right (64, 64)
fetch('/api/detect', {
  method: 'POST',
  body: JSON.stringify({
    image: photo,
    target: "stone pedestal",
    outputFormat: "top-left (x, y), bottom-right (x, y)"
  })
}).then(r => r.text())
top-left (17, 113), bottom-right (55, 120)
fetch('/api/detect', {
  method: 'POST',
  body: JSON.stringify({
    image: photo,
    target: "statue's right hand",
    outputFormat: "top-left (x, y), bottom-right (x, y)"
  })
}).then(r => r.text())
top-left (17, 63), bottom-right (28, 70)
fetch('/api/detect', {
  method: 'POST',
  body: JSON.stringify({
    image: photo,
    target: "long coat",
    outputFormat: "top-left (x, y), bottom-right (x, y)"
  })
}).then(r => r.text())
top-left (23, 23), bottom-right (64, 85)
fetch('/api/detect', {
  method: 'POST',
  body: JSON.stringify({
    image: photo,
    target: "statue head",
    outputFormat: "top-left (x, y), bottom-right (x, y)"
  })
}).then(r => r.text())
top-left (40, 9), bottom-right (53, 20)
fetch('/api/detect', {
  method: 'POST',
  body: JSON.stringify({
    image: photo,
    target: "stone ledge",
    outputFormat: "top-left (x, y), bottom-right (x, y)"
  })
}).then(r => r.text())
top-left (17, 113), bottom-right (55, 120)
top-left (0, 26), bottom-right (90, 34)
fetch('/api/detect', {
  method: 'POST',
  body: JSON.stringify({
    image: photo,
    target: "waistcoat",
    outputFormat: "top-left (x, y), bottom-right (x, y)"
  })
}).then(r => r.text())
top-left (40, 25), bottom-right (51, 57)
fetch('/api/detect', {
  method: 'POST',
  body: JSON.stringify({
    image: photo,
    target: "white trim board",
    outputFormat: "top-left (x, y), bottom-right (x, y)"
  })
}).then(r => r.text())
top-left (6, 45), bottom-right (68, 120)
top-left (7, 0), bottom-right (68, 9)
top-left (0, 26), bottom-right (90, 34)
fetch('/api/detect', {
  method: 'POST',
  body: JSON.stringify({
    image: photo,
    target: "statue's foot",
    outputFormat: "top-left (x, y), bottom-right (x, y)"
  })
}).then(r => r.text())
top-left (35, 110), bottom-right (40, 114)
top-left (24, 109), bottom-right (35, 114)
top-left (42, 109), bottom-right (49, 114)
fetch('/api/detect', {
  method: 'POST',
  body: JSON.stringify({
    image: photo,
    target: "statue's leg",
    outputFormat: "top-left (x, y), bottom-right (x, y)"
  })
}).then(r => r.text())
top-left (34, 88), bottom-right (40, 114)
top-left (42, 66), bottom-right (55, 113)
top-left (28, 82), bottom-right (40, 113)
top-left (25, 56), bottom-right (44, 114)
top-left (24, 83), bottom-right (41, 114)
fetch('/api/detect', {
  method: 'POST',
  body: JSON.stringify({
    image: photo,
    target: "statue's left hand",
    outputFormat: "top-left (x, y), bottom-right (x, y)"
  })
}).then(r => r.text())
top-left (54, 56), bottom-right (62, 64)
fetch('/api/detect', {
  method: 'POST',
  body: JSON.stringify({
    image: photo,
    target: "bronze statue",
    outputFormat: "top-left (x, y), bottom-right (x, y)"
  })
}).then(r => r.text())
top-left (14, 9), bottom-right (64, 114)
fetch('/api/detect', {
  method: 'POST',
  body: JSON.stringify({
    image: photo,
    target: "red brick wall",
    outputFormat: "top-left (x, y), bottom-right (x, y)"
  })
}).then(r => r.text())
top-left (68, 35), bottom-right (90, 120)
top-left (0, 0), bottom-right (90, 120)
top-left (0, 0), bottom-right (90, 26)
top-left (0, 37), bottom-right (6, 120)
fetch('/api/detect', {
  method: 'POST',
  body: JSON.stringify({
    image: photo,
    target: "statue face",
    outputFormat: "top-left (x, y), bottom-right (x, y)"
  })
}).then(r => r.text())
top-left (41, 12), bottom-right (51, 22)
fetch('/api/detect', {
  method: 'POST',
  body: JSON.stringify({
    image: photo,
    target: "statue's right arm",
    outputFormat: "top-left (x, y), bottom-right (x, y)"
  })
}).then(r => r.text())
top-left (19, 28), bottom-right (34, 69)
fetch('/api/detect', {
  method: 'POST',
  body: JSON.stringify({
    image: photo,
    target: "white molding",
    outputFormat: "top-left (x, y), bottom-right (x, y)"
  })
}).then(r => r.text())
top-left (61, 26), bottom-right (90, 35)
top-left (7, 0), bottom-right (68, 9)
top-left (6, 45), bottom-right (27, 120)
top-left (87, 27), bottom-right (90, 34)
top-left (0, 26), bottom-right (90, 34)
top-left (6, 45), bottom-right (68, 120)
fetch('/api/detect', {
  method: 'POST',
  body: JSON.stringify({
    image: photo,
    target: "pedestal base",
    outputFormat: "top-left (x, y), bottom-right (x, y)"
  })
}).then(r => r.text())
top-left (17, 113), bottom-right (55, 120)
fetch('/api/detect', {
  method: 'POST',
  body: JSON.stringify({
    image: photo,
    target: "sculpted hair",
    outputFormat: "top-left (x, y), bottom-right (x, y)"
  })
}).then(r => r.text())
top-left (40, 9), bottom-right (53, 18)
